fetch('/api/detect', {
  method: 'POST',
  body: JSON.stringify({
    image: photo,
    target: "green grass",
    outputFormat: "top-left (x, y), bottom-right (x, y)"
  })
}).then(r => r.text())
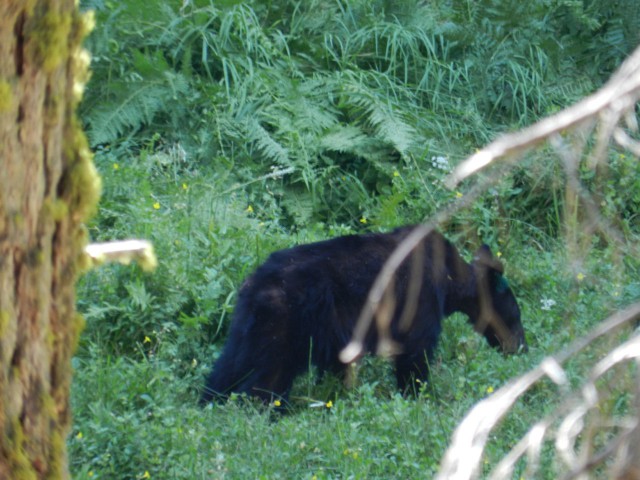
top-left (68, 328), bottom-right (527, 479)
top-left (70, 289), bottom-right (638, 479)
top-left (71, 1), bottom-right (640, 477)
top-left (70, 148), bottom-right (640, 478)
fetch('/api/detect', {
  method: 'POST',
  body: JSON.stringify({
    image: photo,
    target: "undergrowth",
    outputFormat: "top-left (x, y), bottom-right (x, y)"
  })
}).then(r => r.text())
top-left (79, 0), bottom-right (639, 229)
top-left (71, 0), bottom-right (640, 478)
top-left (71, 142), bottom-right (640, 478)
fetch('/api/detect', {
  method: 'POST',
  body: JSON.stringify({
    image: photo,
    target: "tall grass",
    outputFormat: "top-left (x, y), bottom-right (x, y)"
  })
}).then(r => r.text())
top-left (80, 0), bottom-right (638, 230)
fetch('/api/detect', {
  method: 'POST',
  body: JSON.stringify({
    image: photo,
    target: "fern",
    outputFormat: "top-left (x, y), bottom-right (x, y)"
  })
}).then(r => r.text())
top-left (85, 68), bottom-right (191, 147)
top-left (320, 125), bottom-right (373, 154)
top-left (82, 8), bottom-right (194, 146)
top-left (87, 81), bottom-right (164, 146)
top-left (341, 72), bottom-right (417, 156)
top-left (241, 117), bottom-right (291, 168)
top-left (80, 0), bottom-right (640, 229)
top-left (366, 103), bottom-right (415, 156)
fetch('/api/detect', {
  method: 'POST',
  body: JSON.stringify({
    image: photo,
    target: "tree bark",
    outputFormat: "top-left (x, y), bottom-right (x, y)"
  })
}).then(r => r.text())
top-left (0, 1), bottom-right (99, 478)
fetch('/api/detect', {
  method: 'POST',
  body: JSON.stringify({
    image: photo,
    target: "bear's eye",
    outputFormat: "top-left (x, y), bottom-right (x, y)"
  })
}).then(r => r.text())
top-left (495, 276), bottom-right (509, 294)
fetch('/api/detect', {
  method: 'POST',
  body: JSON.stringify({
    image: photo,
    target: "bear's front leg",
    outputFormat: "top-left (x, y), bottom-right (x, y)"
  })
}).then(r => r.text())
top-left (393, 350), bottom-right (431, 394)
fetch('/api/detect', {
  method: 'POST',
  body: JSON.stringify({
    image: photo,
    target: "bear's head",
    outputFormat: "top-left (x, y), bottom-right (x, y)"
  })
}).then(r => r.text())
top-left (471, 245), bottom-right (527, 354)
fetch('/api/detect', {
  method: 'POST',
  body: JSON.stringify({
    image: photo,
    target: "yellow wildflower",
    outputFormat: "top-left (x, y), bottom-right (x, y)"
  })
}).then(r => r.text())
top-left (273, 400), bottom-right (281, 407)
top-left (153, 202), bottom-right (160, 210)
top-left (486, 386), bottom-right (494, 394)
top-left (246, 205), bottom-right (254, 214)
top-left (325, 400), bottom-right (333, 409)
top-left (343, 448), bottom-right (358, 459)
top-left (113, 162), bottom-right (120, 170)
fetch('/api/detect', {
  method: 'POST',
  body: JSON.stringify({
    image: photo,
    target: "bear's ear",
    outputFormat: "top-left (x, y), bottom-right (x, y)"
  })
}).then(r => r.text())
top-left (473, 244), bottom-right (504, 274)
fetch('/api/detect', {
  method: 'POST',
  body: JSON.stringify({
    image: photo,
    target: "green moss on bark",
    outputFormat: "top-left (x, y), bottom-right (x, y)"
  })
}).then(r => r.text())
top-left (64, 121), bottom-right (101, 223)
top-left (27, 12), bottom-right (72, 73)
top-left (0, 311), bottom-right (9, 338)
top-left (7, 420), bottom-right (37, 480)
top-left (1, 2), bottom-right (100, 479)
top-left (0, 81), bottom-right (13, 113)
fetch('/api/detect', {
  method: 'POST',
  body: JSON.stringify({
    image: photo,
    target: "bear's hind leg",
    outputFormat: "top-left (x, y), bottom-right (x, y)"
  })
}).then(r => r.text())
top-left (235, 355), bottom-right (301, 404)
top-left (200, 347), bottom-right (242, 404)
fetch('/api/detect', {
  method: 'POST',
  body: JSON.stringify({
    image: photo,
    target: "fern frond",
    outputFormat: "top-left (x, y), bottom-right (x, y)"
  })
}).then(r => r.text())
top-left (365, 101), bottom-right (416, 156)
top-left (258, 74), bottom-right (340, 137)
top-left (280, 189), bottom-right (315, 224)
top-left (320, 125), bottom-right (371, 153)
top-left (86, 70), bottom-right (191, 147)
top-left (242, 118), bottom-right (291, 168)
top-left (87, 82), bottom-right (165, 146)
top-left (343, 76), bottom-right (417, 155)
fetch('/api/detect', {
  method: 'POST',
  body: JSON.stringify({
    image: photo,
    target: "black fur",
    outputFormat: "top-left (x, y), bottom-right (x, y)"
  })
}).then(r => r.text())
top-left (201, 227), bottom-right (526, 404)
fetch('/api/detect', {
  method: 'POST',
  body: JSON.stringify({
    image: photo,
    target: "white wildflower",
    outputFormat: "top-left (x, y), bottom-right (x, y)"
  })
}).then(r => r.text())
top-left (540, 298), bottom-right (556, 311)
top-left (431, 156), bottom-right (451, 172)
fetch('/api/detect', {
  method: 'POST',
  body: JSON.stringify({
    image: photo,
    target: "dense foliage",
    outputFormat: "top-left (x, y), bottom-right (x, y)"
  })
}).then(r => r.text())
top-left (71, 0), bottom-right (640, 478)
top-left (80, 0), bottom-right (639, 228)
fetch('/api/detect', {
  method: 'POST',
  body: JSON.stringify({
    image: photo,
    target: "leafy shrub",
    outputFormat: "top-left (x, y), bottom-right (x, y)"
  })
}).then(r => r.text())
top-left (80, 0), bottom-right (640, 232)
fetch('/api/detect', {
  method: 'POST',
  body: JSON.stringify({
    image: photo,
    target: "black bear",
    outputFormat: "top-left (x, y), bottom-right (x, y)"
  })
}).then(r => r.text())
top-left (201, 226), bottom-right (526, 404)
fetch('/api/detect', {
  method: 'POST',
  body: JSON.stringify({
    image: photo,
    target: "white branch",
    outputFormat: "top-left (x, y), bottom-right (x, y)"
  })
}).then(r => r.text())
top-left (84, 239), bottom-right (157, 271)
top-left (436, 302), bottom-right (640, 480)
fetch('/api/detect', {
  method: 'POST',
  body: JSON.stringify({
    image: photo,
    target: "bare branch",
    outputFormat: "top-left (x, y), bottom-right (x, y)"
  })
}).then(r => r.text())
top-left (436, 302), bottom-right (640, 480)
top-left (340, 223), bottom-right (436, 363)
top-left (84, 240), bottom-right (157, 271)
top-left (614, 128), bottom-right (640, 156)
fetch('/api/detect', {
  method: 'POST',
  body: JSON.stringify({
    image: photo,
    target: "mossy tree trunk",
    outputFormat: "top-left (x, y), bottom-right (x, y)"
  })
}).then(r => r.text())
top-left (0, 1), bottom-right (99, 478)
